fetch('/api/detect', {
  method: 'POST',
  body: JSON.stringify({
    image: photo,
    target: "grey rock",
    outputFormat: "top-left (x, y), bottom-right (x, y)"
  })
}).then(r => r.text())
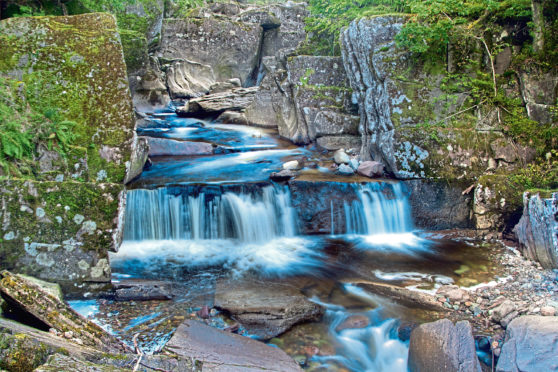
top-left (144, 137), bottom-right (213, 156)
top-left (124, 136), bottom-right (149, 184)
top-left (114, 279), bottom-right (173, 301)
top-left (283, 160), bottom-right (300, 170)
top-left (436, 285), bottom-right (471, 303)
top-left (209, 78), bottom-right (241, 94)
top-left (341, 16), bottom-right (407, 175)
top-left (337, 164), bottom-right (355, 176)
top-left (317, 135), bottom-right (362, 151)
top-left (496, 316), bottom-right (558, 372)
top-left (166, 60), bottom-right (215, 99)
top-left (214, 280), bottom-right (324, 339)
top-left (215, 110), bottom-right (249, 125)
top-left (349, 158), bottom-right (360, 170)
top-left (514, 192), bottom-right (558, 269)
top-left (159, 17), bottom-right (261, 84)
top-left (313, 111), bottom-right (359, 137)
top-left (356, 161), bottom-right (384, 178)
top-left (408, 319), bottom-right (482, 372)
top-left (492, 300), bottom-right (517, 324)
top-left (177, 87), bottom-right (259, 115)
top-left (270, 169), bottom-right (296, 182)
top-left (165, 319), bottom-right (302, 371)
top-left (333, 149), bottom-right (350, 164)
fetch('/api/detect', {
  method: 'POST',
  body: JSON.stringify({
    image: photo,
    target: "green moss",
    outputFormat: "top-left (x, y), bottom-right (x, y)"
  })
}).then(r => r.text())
top-left (0, 14), bottom-right (134, 183)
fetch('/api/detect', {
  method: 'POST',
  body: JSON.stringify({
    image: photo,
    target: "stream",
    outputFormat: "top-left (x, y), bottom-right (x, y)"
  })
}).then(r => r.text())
top-left (70, 108), bottom-right (504, 372)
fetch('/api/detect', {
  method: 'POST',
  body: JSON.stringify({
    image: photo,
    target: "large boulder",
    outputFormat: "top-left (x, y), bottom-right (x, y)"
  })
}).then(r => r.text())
top-left (177, 87), bottom-right (259, 116)
top-left (496, 316), bottom-right (558, 372)
top-left (164, 319), bottom-right (302, 371)
top-left (144, 137), bottom-right (213, 156)
top-left (408, 319), bottom-right (482, 372)
top-left (514, 192), bottom-right (558, 269)
top-left (214, 280), bottom-right (324, 339)
top-left (0, 14), bottom-right (135, 284)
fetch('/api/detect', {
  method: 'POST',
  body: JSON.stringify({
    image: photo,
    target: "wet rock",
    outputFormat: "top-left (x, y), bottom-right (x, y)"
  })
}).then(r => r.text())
top-left (144, 137), bottom-right (213, 156)
top-left (214, 280), bottom-right (324, 339)
top-left (270, 170), bottom-right (297, 182)
top-left (496, 316), bottom-right (558, 372)
top-left (356, 282), bottom-right (445, 311)
top-left (283, 160), bottom-right (300, 170)
top-left (514, 191), bottom-right (558, 269)
top-left (0, 271), bottom-right (127, 352)
top-left (335, 315), bottom-right (370, 332)
top-left (166, 60), bottom-right (215, 99)
top-left (177, 87), bottom-right (259, 116)
top-left (165, 319), bottom-right (302, 371)
top-left (337, 164), bottom-right (355, 176)
top-left (113, 279), bottom-right (173, 301)
top-left (356, 161), bottom-right (384, 178)
top-left (408, 319), bottom-right (481, 372)
top-left (334, 149), bottom-right (350, 164)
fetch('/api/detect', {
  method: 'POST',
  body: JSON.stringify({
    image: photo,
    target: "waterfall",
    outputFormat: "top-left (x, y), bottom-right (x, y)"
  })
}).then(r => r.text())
top-left (123, 185), bottom-right (297, 242)
top-left (343, 183), bottom-right (413, 235)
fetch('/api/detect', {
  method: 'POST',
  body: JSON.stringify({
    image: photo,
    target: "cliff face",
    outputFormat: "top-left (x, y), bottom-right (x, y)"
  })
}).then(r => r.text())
top-left (0, 13), bottom-right (135, 284)
top-left (340, 16), bottom-right (540, 182)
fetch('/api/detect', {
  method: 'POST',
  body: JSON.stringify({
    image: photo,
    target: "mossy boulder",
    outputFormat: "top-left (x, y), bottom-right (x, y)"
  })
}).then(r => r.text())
top-left (0, 13), bottom-right (134, 182)
top-left (0, 13), bottom-right (135, 284)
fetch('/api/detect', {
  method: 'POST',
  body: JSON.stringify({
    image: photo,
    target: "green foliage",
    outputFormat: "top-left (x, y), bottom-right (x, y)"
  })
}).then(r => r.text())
top-left (0, 77), bottom-right (80, 177)
top-left (304, 0), bottom-right (408, 55)
top-left (510, 150), bottom-right (558, 190)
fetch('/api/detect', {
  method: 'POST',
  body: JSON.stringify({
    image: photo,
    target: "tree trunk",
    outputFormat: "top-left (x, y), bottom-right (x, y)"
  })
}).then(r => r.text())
top-left (532, 0), bottom-right (544, 53)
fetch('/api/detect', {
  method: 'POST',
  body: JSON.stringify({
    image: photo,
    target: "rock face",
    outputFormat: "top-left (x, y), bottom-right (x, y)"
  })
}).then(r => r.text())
top-left (340, 16), bottom-right (535, 181)
top-left (165, 319), bottom-right (302, 372)
top-left (408, 319), bottom-right (482, 372)
top-left (159, 16), bottom-right (261, 84)
top-left (144, 137), bottom-right (213, 156)
top-left (404, 180), bottom-right (473, 229)
top-left (0, 271), bottom-right (126, 352)
top-left (246, 55), bottom-right (358, 147)
top-left (166, 59), bottom-right (216, 99)
top-left (214, 280), bottom-right (324, 339)
top-left (496, 316), bottom-right (558, 372)
top-left (514, 192), bottom-right (558, 269)
top-left (0, 14), bottom-right (135, 284)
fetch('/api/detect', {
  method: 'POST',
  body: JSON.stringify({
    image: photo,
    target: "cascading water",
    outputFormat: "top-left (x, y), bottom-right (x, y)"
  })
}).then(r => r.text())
top-left (123, 185), bottom-right (296, 242)
top-left (344, 183), bottom-right (413, 235)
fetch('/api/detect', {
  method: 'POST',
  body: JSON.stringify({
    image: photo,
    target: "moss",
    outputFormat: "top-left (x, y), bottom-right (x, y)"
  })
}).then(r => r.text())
top-left (0, 333), bottom-right (51, 372)
top-left (0, 13), bottom-right (134, 183)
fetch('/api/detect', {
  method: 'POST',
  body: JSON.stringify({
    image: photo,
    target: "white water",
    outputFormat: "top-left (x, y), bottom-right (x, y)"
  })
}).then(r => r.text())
top-left (124, 185), bottom-right (296, 242)
top-left (344, 183), bottom-right (413, 235)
